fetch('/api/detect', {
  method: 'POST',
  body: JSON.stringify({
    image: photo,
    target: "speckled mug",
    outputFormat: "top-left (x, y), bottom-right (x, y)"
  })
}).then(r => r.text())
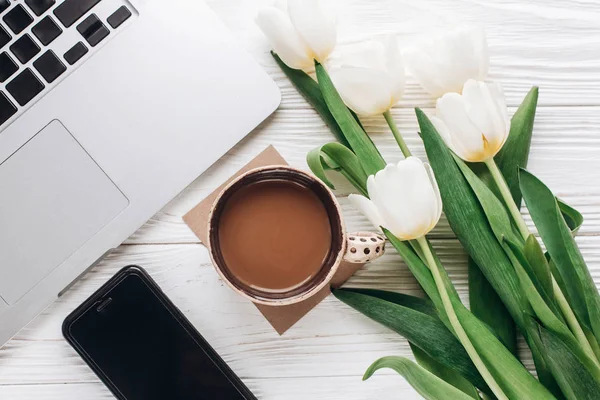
top-left (207, 166), bottom-right (385, 306)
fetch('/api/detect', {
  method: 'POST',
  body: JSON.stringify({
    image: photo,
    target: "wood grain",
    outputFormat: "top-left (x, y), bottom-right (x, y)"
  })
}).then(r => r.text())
top-left (3, 0), bottom-right (600, 398)
top-left (211, 0), bottom-right (600, 108)
top-left (2, 237), bottom-right (599, 398)
top-left (125, 106), bottom-right (600, 245)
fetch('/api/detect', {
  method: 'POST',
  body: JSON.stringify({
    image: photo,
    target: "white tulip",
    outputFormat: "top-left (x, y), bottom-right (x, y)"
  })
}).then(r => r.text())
top-left (256, 0), bottom-right (337, 71)
top-left (403, 27), bottom-right (489, 98)
top-left (328, 37), bottom-right (406, 116)
top-left (431, 79), bottom-right (510, 163)
top-left (349, 157), bottom-right (442, 241)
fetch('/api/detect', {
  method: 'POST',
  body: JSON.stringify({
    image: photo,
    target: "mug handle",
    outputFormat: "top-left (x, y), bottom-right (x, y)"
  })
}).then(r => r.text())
top-left (343, 232), bottom-right (385, 264)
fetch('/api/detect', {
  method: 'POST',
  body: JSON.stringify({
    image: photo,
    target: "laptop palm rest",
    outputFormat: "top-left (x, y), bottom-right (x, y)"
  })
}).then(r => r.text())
top-left (0, 121), bottom-right (129, 305)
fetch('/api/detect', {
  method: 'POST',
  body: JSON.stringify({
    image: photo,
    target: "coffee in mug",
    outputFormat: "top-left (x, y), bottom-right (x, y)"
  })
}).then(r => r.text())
top-left (207, 166), bottom-right (384, 306)
top-left (217, 179), bottom-right (332, 293)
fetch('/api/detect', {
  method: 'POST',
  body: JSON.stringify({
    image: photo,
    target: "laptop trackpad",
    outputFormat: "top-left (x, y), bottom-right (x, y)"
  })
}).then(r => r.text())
top-left (0, 121), bottom-right (129, 305)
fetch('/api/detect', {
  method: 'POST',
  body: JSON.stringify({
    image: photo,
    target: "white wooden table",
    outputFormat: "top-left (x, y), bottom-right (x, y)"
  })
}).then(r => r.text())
top-left (2, 0), bottom-right (600, 399)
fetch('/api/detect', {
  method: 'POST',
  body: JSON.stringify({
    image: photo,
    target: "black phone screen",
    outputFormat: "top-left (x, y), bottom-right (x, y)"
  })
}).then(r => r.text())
top-left (66, 271), bottom-right (251, 400)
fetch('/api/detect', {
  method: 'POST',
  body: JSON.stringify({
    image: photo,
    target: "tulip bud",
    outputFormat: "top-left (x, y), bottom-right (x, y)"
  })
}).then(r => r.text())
top-left (328, 36), bottom-right (406, 116)
top-left (431, 80), bottom-right (510, 163)
top-left (403, 27), bottom-right (489, 98)
top-left (256, 0), bottom-right (337, 71)
top-left (349, 157), bottom-right (442, 241)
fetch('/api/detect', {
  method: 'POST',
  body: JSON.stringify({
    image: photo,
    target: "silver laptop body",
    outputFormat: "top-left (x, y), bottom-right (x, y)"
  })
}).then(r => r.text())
top-left (0, 0), bottom-right (281, 345)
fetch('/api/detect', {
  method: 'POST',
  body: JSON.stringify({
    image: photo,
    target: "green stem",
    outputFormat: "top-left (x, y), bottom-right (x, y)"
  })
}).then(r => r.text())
top-left (383, 110), bottom-right (412, 158)
top-left (484, 158), bottom-right (529, 239)
top-left (416, 236), bottom-right (508, 400)
top-left (585, 328), bottom-right (600, 361)
top-left (553, 277), bottom-right (600, 365)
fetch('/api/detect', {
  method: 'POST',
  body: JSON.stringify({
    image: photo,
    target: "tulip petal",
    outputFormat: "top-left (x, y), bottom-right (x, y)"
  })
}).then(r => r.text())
top-left (256, 7), bottom-right (313, 70)
top-left (430, 115), bottom-right (475, 165)
top-left (329, 40), bottom-right (386, 71)
top-left (429, 115), bottom-right (453, 148)
top-left (424, 162), bottom-right (443, 230)
top-left (329, 66), bottom-right (394, 116)
top-left (430, 33), bottom-right (472, 95)
top-left (487, 81), bottom-right (511, 135)
top-left (288, 0), bottom-right (337, 62)
top-left (403, 27), bottom-right (489, 97)
top-left (462, 80), bottom-right (508, 157)
top-left (368, 158), bottom-right (440, 240)
top-left (439, 27), bottom-right (489, 93)
top-left (395, 157), bottom-right (441, 238)
top-left (368, 164), bottom-right (411, 239)
top-left (436, 93), bottom-right (486, 162)
top-left (348, 194), bottom-right (385, 232)
top-left (384, 36), bottom-right (406, 103)
top-left (403, 47), bottom-right (447, 97)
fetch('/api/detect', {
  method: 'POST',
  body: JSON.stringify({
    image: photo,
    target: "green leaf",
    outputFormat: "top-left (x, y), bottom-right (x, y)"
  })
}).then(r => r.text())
top-left (558, 198), bottom-right (584, 235)
top-left (340, 288), bottom-right (437, 317)
top-left (466, 88), bottom-right (537, 362)
top-left (333, 289), bottom-right (488, 392)
top-left (411, 344), bottom-right (481, 399)
top-left (503, 238), bottom-right (570, 338)
top-left (344, 290), bottom-right (481, 398)
top-left (454, 154), bottom-right (522, 245)
top-left (417, 108), bottom-right (527, 329)
top-left (384, 229), bottom-right (554, 399)
top-left (533, 322), bottom-right (600, 400)
top-left (453, 303), bottom-right (556, 400)
top-left (364, 357), bottom-right (475, 400)
top-left (306, 143), bottom-right (368, 196)
top-left (271, 52), bottom-right (351, 148)
top-left (529, 338), bottom-right (566, 400)
top-left (469, 259), bottom-right (517, 355)
top-left (520, 168), bottom-right (600, 342)
top-left (524, 235), bottom-right (554, 301)
top-left (315, 62), bottom-right (386, 176)
top-left (417, 108), bottom-right (558, 389)
top-left (495, 86), bottom-right (539, 207)
top-left (383, 230), bottom-right (449, 328)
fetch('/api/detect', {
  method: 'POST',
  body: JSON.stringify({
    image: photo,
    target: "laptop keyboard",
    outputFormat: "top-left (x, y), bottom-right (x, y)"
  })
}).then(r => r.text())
top-left (0, 0), bottom-right (133, 127)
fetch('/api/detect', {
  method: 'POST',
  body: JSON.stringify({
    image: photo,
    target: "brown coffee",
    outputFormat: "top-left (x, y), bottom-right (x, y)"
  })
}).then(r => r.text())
top-left (217, 180), bottom-right (332, 292)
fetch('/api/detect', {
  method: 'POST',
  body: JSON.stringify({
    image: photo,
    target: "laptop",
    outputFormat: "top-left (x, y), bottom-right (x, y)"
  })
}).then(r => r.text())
top-left (0, 0), bottom-right (281, 345)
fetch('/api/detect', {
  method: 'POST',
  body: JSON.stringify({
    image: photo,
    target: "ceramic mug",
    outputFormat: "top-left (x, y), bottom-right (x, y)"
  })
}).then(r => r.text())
top-left (206, 165), bottom-right (385, 306)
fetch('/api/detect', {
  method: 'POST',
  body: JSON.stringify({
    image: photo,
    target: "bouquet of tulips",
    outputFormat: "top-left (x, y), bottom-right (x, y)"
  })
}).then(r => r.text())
top-left (257, 2), bottom-right (600, 399)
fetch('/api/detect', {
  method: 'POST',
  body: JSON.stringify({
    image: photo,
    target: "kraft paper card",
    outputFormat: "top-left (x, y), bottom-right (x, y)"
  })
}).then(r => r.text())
top-left (183, 146), bottom-right (365, 334)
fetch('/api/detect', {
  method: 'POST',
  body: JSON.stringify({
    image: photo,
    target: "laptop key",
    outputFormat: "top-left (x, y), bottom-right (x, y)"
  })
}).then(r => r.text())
top-left (77, 14), bottom-right (109, 47)
top-left (6, 68), bottom-right (44, 106)
top-left (33, 50), bottom-right (65, 83)
top-left (25, 0), bottom-right (56, 17)
top-left (10, 34), bottom-right (40, 64)
top-left (0, 24), bottom-right (10, 48)
top-left (0, 91), bottom-right (17, 125)
top-left (32, 15), bottom-right (62, 46)
top-left (0, 0), bottom-right (10, 15)
top-left (63, 41), bottom-right (87, 65)
top-left (3, 4), bottom-right (33, 34)
top-left (0, 51), bottom-right (17, 82)
top-left (54, 0), bottom-right (101, 28)
top-left (107, 6), bottom-right (131, 29)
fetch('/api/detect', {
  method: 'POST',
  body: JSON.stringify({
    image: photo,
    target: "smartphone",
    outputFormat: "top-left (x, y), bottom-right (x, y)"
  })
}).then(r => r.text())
top-left (63, 265), bottom-right (257, 400)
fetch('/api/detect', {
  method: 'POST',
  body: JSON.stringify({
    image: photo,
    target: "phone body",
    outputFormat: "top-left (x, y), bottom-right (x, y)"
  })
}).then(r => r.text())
top-left (63, 265), bottom-right (257, 400)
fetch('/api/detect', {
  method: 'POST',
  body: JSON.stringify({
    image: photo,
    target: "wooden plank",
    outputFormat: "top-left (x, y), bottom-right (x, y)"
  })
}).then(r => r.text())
top-left (1, 238), bottom-right (599, 392)
top-left (125, 106), bottom-right (600, 245)
top-left (207, 0), bottom-right (600, 107)
top-left (4, 0), bottom-right (600, 398)
top-left (0, 377), bottom-right (422, 400)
